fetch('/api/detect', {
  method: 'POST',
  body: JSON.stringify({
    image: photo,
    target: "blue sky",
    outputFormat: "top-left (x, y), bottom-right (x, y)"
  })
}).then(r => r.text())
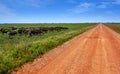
top-left (0, 0), bottom-right (120, 23)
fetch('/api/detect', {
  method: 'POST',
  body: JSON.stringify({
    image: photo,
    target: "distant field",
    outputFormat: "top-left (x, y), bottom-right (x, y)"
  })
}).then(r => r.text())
top-left (105, 23), bottom-right (120, 33)
top-left (0, 23), bottom-right (95, 74)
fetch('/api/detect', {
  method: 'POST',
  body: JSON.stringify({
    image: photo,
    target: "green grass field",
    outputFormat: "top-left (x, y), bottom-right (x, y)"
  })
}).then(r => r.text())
top-left (0, 23), bottom-right (95, 74)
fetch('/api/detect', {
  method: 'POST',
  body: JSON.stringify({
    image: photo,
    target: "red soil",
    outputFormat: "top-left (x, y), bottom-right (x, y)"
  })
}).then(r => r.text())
top-left (12, 24), bottom-right (120, 74)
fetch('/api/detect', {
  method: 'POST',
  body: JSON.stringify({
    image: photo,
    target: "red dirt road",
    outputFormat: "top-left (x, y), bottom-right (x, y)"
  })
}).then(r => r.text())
top-left (13, 24), bottom-right (120, 74)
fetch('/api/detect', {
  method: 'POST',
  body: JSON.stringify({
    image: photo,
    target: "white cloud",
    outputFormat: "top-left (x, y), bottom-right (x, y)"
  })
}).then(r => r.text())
top-left (0, 3), bottom-right (17, 23)
top-left (67, 1), bottom-right (117, 15)
top-left (114, 0), bottom-right (120, 4)
top-left (0, 3), bottom-right (15, 18)
top-left (69, 2), bottom-right (95, 14)
top-left (100, 0), bottom-right (120, 5)
top-left (96, 0), bottom-right (120, 9)
top-left (98, 2), bottom-right (109, 8)
top-left (79, 2), bottom-right (94, 8)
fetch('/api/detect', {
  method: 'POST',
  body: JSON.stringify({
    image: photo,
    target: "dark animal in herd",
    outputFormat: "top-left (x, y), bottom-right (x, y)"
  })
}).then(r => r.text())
top-left (28, 27), bottom-right (68, 36)
top-left (0, 27), bottom-right (68, 38)
top-left (0, 28), bottom-right (9, 34)
top-left (8, 30), bottom-right (18, 38)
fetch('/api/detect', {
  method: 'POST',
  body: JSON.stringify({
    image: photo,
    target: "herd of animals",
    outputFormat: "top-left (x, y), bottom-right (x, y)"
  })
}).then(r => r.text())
top-left (0, 26), bottom-right (68, 38)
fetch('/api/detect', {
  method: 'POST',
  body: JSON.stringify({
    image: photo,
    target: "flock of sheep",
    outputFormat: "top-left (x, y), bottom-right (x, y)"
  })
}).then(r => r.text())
top-left (0, 26), bottom-right (68, 38)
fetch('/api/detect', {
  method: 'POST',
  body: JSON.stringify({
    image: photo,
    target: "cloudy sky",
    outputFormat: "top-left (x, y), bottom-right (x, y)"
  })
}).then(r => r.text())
top-left (0, 0), bottom-right (120, 23)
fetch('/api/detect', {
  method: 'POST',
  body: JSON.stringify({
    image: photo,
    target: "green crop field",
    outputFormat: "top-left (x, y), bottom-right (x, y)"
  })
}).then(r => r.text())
top-left (0, 23), bottom-right (96, 74)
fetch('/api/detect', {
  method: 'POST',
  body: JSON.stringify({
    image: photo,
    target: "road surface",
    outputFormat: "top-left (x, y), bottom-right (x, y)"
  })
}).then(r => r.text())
top-left (13, 24), bottom-right (120, 74)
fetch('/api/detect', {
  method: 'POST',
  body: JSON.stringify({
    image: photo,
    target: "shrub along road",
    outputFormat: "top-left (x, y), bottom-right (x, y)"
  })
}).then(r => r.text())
top-left (13, 24), bottom-right (120, 74)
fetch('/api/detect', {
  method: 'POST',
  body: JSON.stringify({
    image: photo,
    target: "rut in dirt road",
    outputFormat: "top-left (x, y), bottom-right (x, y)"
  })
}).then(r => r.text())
top-left (13, 24), bottom-right (120, 74)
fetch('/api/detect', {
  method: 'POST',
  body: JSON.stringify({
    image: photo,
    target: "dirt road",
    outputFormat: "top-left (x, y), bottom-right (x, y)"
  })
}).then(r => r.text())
top-left (13, 24), bottom-right (120, 74)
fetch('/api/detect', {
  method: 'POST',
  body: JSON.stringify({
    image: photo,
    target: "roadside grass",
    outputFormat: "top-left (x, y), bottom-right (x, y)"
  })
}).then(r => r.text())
top-left (0, 23), bottom-right (95, 74)
top-left (105, 23), bottom-right (120, 33)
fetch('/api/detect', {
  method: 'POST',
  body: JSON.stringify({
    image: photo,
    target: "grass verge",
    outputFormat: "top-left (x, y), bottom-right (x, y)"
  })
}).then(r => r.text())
top-left (105, 23), bottom-right (120, 33)
top-left (0, 24), bottom-right (95, 74)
